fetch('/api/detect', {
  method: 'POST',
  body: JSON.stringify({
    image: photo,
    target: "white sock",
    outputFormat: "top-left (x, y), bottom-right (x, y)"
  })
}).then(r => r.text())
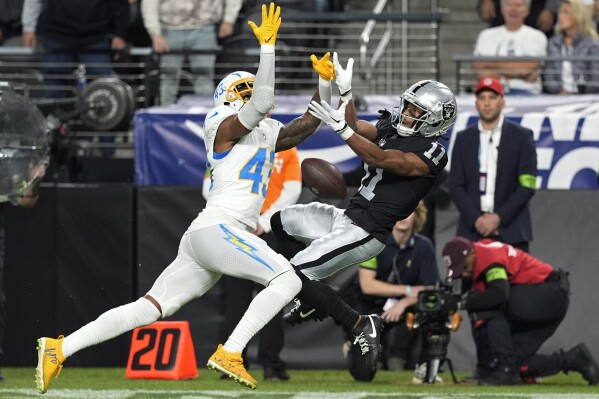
top-left (62, 297), bottom-right (161, 359)
top-left (224, 271), bottom-right (300, 353)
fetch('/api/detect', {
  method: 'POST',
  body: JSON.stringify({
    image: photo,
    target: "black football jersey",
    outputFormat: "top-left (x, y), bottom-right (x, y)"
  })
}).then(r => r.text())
top-left (345, 111), bottom-right (448, 243)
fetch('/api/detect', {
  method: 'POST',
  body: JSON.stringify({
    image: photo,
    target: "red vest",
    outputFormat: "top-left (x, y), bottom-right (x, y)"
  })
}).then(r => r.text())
top-left (472, 239), bottom-right (553, 292)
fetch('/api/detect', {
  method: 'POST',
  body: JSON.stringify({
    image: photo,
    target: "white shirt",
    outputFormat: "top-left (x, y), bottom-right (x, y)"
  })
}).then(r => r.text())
top-left (478, 115), bottom-right (504, 212)
top-left (189, 105), bottom-right (283, 232)
top-left (474, 25), bottom-right (547, 94)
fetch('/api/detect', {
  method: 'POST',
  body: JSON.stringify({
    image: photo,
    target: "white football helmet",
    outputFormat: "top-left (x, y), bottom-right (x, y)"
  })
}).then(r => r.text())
top-left (392, 80), bottom-right (457, 137)
top-left (213, 71), bottom-right (256, 111)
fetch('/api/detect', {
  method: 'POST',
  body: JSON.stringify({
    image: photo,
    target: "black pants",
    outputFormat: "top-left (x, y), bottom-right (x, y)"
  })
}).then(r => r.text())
top-left (471, 271), bottom-right (570, 377)
top-left (219, 231), bottom-right (286, 371)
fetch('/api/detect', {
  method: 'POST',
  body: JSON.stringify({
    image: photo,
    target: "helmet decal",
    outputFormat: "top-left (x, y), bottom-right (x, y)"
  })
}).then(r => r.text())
top-left (213, 71), bottom-right (256, 111)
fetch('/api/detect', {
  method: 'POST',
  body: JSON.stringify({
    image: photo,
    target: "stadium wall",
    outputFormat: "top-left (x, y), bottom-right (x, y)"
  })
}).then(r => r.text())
top-left (4, 186), bottom-right (598, 371)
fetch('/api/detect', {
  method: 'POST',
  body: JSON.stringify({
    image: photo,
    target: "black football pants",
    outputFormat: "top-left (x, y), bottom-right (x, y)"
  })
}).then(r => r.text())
top-left (471, 271), bottom-right (570, 377)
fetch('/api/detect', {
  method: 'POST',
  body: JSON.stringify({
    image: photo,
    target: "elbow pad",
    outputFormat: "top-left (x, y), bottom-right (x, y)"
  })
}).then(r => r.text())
top-left (237, 85), bottom-right (274, 130)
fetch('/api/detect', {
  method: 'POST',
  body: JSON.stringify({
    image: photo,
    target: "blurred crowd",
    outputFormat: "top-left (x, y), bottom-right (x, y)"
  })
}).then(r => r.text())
top-left (0, 0), bottom-right (598, 102)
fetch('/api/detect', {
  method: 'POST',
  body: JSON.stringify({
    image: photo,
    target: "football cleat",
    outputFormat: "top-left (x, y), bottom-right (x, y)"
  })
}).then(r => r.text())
top-left (352, 314), bottom-right (383, 371)
top-left (283, 299), bottom-right (327, 326)
top-left (36, 335), bottom-right (65, 394)
top-left (207, 344), bottom-right (257, 389)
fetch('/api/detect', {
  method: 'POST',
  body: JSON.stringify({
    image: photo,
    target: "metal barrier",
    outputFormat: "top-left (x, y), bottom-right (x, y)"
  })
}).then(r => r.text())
top-left (453, 54), bottom-right (599, 94)
top-left (0, 9), bottom-right (442, 162)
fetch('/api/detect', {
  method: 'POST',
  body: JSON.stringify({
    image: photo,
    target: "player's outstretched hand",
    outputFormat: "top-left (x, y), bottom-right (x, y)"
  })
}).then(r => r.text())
top-left (310, 52), bottom-right (334, 81)
top-left (248, 2), bottom-right (282, 45)
top-left (308, 100), bottom-right (349, 133)
top-left (333, 52), bottom-right (354, 99)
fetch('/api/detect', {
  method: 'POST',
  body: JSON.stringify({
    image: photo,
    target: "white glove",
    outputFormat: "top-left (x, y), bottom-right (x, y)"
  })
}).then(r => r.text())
top-left (333, 52), bottom-right (354, 101)
top-left (308, 99), bottom-right (354, 140)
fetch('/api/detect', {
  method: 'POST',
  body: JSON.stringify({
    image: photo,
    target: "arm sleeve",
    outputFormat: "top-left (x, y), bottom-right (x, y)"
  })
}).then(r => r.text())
top-left (237, 45), bottom-right (275, 130)
top-left (465, 267), bottom-right (510, 311)
top-left (223, 0), bottom-right (243, 24)
top-left (141, 0), bottom-right (161, 36)
top-left (21, 0), bottom-right (42, 33)
top-left (315, 77), bottom-right (333, 131)
top-left (495, 129), bottom-right (537, 226)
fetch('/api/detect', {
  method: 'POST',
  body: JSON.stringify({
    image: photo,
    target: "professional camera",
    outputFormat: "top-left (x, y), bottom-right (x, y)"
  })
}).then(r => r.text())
top-left (406, 278), bottom-right (464, 383)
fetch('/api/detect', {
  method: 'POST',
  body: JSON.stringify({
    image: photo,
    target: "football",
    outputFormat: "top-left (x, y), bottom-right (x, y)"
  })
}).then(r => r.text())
top-left (301, 158), bottom-right (347, 200)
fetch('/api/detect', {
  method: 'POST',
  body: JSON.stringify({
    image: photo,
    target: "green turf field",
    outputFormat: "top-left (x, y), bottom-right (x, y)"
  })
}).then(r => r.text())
top-left (1, 368), bottom-right (599, 399)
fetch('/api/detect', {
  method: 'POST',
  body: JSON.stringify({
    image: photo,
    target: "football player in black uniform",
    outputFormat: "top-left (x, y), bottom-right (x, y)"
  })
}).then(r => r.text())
top-left (270, 52), bottom-right (457, 371)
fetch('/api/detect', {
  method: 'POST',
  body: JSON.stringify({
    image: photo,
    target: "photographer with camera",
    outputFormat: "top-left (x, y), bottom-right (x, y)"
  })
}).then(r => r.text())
top-left (344, 201), bottom-right (439, 382)
top-left (442, 236), bottom-right (599, 386)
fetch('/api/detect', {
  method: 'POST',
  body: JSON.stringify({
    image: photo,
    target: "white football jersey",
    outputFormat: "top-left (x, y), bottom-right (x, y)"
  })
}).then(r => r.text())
top-left (189, 105), bottom-right (283, 232)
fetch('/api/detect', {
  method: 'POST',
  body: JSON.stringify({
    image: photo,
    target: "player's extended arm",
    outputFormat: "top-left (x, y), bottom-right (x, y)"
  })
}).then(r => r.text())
top-left (275, 52), bottom-right (334, 151)
top-left (214, 2), bottom-right (280, 151)
top-left (308, 100), bottom-right (430, 176)
top-left (333, 52), bottom-right (378, 141)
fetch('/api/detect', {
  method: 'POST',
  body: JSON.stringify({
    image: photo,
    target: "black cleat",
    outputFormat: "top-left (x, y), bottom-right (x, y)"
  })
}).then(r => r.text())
top-left (564, 343), bottom-right (599, 385)
top-left (352, 314), bottom-right (383, 371)
top-left (283, 299), bottom-right (326, 326)
top-left (478, 366), bottom-right (521, 386)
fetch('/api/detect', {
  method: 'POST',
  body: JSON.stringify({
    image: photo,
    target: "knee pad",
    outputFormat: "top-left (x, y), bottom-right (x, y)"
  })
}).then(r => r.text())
top-left (268, 270), bottom-right (302, 305)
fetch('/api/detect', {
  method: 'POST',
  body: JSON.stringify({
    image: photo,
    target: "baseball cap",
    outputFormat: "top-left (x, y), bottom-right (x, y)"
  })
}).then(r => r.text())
top-left (474, 78), bottom-right (504, 96)
top-left (442, 237), bottom-right (474, 278)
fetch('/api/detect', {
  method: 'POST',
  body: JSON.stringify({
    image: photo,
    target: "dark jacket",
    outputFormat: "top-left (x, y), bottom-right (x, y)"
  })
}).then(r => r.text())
top-left (40, 0), bottom-right (129, 49)
top-left (544, 32), bottom-right (599, 94)
top-left (449, 119), bottom-right (537, 245)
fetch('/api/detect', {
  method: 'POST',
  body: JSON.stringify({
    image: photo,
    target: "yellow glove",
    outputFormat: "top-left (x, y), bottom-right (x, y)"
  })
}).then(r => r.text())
top-left (310, 52), bottom-right (335, 81)
top-left (248, 2), bottom-right (282, 45)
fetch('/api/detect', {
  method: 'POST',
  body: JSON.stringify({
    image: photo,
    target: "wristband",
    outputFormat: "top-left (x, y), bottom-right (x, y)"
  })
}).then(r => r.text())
top-left (340, 89), bottom-right (352, 101)
top-left (405, 285), bottom-right (412, 297)
top-left (336, 124), bottom-right (354, 140)
top-left (260, 44), bottom-right (275, 54)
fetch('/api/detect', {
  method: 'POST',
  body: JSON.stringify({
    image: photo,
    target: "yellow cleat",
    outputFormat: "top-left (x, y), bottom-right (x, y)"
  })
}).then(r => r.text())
top-left (35, 336), bottom-right (65, 394)
top-left (207, 344), bottom-right (257, 389)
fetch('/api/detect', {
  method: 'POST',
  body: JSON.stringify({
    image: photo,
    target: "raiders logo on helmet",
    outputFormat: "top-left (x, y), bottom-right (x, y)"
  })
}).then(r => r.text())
top-left (443, 103), bottom-right (456, 120)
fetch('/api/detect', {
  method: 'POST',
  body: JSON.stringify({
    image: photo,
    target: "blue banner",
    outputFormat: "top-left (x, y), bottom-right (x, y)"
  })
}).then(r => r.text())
top-left (134, 95), bottom-right (599, 189)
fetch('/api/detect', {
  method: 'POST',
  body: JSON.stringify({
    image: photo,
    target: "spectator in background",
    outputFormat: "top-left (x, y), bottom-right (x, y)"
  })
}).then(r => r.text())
top-left (543, 0), bottom-right (599, 94)
top-left (21, 0), bottom-right (129, 98)
top-left (449, 78), bottom-right (537, 253)
top-left (442, 237), bottom-right (599, 386)
top-left (0, 0), bottom-right (24, 44)
top-left (473, 0), bottom-right (547, 95)
top-left (343, 201), bottom-right (438, 382)
top-left (141, 0), bottom-right (242, 106)
top-left (477, 0), bottom-right (559, 36)
top-left (204, 147), bottom-right (303, 381)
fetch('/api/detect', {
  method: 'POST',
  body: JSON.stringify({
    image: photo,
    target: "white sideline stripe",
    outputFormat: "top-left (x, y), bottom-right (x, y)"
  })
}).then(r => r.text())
top-left (1, 390), bottom-right (599, 399)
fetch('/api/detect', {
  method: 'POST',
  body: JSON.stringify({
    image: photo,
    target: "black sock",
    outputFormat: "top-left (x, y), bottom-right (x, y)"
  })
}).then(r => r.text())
top-left (297, 279), bottom-right (360, 331)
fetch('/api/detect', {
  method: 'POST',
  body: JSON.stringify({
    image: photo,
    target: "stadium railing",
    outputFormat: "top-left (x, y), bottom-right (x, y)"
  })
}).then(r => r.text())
top-left (453, 54), bottom-right (599, 94)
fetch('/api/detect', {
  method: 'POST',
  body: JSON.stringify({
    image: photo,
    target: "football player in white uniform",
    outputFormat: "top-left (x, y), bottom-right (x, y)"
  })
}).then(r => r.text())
top-left (35, 2), bottom-right (335, 392)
